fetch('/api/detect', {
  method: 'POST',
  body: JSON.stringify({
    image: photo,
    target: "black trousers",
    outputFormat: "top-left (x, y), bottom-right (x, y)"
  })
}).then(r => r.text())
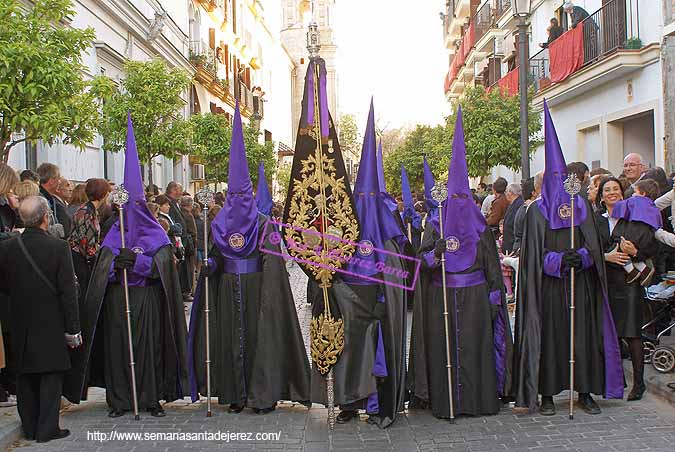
top-left (17, 372), bottom-right (63, 441)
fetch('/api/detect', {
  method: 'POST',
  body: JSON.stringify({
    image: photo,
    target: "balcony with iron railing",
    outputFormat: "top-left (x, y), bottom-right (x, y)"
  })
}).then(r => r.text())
top-left (493, 0), bottom-right (511, 21)
top-left (189, 40), bottom-right (216, 74)
top-left (528, 0), bottom-right (653, 107)
top-left (444, 0), bottom-right (481, 47)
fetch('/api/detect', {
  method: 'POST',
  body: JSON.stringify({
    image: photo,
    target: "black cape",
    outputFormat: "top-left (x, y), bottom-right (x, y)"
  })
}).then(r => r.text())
top-left (409, 225), bottom-right (513, 418)
top-left (188, 215), bottom-right (311, 409)
top-left (512, 201), bottom-right (623, 410)
top-left (68, 245), bottom-right (189, 407)
top-left (309, 238), bottom-right (408, 428)
top-left (597, 214), bottom-right (659, 338)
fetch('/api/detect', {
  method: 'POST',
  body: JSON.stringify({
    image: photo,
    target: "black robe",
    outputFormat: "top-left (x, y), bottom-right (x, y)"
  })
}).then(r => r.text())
top-left (513, 202), bottom-right (623, 410)
top-left (409, 226), bottom-right (513, 418)
top-left (597, 214), bottom-right (658, 338)
top-left (70, 246), bottom-right (188, 410)
top-left (188, 215), bottom-right (310, 409)
top-left (309, 238), bottom-right (408, 428)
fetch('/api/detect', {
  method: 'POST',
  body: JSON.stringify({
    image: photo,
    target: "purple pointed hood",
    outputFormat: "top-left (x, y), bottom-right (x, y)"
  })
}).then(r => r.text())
top-left (345, 100), bottom-right (404, 281)
top-left (611, 195), bottom-right (662, 230)
top-left (401, 165), bottom-right (421, 229)
top-left (377, 141), bottom-right (399, 213)
top-left (211, 104), bottom-right (259, 258)
top-left (255, 162), bottom-right (273, 216)
top-left (102, 114), bottom-right (170, 262)
top-left (536, 100), bottom-right (587, 229)
top-left (423, 156), bottom-right (437, 204)
top-left (442, 107), bottom-right (487, 272)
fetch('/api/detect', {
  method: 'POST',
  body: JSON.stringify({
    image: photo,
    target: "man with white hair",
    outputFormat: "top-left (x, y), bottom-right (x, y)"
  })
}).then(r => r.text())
top-left (502, 183), bottom-right (524, 254)
top-left (563, 1), bottom-right (590, 28)
top-left (623, 153), bottom-right (647, 197)
top-left (0, 196), bottom-right (81, 443)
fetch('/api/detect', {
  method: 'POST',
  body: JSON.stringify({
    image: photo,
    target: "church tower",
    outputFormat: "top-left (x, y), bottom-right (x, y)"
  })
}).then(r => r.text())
top-left (281, 0), bottom-right (338, 144)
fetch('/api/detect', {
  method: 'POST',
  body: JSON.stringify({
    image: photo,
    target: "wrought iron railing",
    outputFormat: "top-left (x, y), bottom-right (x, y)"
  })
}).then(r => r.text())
top-left (474, 0), bottom-right (492, 43)
top-left (189, 40), bottom-right (216, 74)
top-left (494, 0), bottom-right (511, 19)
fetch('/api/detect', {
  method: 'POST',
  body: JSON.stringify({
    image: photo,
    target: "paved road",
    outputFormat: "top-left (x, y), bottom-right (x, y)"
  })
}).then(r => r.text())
top-left (10, 262), bottom-right (675, 452)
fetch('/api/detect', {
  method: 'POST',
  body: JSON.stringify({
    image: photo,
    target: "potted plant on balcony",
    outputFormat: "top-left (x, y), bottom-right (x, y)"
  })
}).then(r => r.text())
top-left (624, 37), bottom-right (642, 50)
top-left (189, 51), bottom-right (207, 68)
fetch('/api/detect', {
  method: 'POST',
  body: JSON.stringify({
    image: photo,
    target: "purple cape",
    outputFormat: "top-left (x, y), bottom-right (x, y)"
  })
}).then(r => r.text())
top-left (611, 195), bottom-right (662, 230)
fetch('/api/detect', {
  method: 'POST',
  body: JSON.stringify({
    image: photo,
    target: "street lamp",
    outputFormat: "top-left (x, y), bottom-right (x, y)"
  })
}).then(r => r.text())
top-left (513, 0), bottom-right (532, 182)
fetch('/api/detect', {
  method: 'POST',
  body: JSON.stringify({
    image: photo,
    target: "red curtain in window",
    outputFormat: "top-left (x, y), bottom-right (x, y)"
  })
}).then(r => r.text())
top-left (549, 25), bottom-right (585, 83)
top-left (497, 67), bottom-right (519, 96)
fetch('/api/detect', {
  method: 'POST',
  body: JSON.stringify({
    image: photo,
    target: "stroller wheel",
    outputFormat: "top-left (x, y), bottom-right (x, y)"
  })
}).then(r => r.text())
top-left (643, 341), bottom-right (657, 364)
top-left (651, 346), bottom-right (675, 373)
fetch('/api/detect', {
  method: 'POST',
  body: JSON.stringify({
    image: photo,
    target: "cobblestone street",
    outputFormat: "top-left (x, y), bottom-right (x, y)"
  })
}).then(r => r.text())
top-left (9, 262), bottom-right (675, 452)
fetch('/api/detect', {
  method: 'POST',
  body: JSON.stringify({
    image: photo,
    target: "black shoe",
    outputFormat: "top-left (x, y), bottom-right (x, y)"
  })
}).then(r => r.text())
top-left (253, 406), bottom-right (276, 415)
top-left (578, 393), bottom-right (601, 414)
top-left (366, 415), bottom-right (380, 426)
top-left (108, 409), bottom-right (125, 418)
top-left (149, 407), bottom-right (166, 417)
top-left (539, 396), bottom-right (555, 416)
top-left (627, 383), bottom-right (646, 401)
top-left (336, 410), bottom-right (358, 424)
top-left (228, 404), bottom-right (245, 413)
top-left (37, 429), bottom-right (70, 443)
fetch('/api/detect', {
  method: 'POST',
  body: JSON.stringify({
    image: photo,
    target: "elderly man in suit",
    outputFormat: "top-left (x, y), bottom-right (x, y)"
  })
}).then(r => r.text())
top-left (0, 196), bottom-right (81, 443)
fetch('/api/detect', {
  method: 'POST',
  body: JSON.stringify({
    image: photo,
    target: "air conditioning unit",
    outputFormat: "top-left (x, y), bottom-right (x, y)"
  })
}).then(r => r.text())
top-left (494, 36), bottom-right (505, 57)
top-left (192, 164), bottom-right (205, 180)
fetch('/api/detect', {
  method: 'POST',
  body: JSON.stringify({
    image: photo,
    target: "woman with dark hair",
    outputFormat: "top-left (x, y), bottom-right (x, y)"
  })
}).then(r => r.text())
top-left (67, 178), bottom-right (111, 300)
top-left (596, 176), bottom-right (658, 401)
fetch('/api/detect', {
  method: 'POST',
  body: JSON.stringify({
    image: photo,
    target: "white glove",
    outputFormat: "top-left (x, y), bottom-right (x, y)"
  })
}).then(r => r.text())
top-left (65, 332), bottom-right (82, 349)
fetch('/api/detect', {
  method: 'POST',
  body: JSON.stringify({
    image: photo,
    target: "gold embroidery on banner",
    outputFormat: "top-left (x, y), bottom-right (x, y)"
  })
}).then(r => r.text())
top-left (286, 63), bottom-right (357, 375)
top-left (310, 312), bottom-right (345, 375)
top-left (283, 146), bottom-right (359, 288)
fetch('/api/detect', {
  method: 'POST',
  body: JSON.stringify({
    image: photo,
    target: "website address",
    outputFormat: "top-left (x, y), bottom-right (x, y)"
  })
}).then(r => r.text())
top-left (87, 430), bottom-right (283, 442)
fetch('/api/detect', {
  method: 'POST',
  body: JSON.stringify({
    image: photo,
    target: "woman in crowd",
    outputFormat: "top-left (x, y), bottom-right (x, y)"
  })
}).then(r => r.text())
top-left (67, 178), bottom-right (111, 301)
top-left (596, 176), bottom-right (658, 401)
top-left (0, 164), bottom-right (19, 407)
top-left (67, 184), bottom-right (88, 218)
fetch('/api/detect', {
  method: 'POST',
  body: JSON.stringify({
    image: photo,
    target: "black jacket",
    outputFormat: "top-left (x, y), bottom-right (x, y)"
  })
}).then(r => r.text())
top-left (502, 196), bottom-right (524, 253)
top-left (40, 185), bottom-right (72, 238)
top-left (0, 228), bottom-right (80, 373)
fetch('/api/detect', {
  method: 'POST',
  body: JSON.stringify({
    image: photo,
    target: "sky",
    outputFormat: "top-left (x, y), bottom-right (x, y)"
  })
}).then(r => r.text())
top-left (334, 0), bottom-right (451, 131)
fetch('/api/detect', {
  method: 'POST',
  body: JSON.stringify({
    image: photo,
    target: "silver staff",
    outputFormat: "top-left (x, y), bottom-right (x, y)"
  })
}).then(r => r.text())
top-left (431, 182), bottom-right (454, 423)
top-left (111, 185), bottom-right (140, 420)
top-left (563, 173), bottom-right (582, 420)
top-left (196, 187), bottom-right (215, 418)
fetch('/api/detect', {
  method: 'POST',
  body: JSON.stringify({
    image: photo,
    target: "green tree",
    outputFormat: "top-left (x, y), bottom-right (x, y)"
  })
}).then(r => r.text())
top-left (275, 160), bottom-right (292, 200)
top-left (190, 112), bottom-right (275, 187)
top-left (338, 114), bottom-right (360, 161)
top-left (97, 60), bottom-right (192, 184)
top-left (190, 113), bottom-right (230, 183)
top-left (0, 0), bottom-right (111, 163)
top-left (457, 85), bottom-right (542, 180)
top-left (383, 124), bottom-right (452, 195)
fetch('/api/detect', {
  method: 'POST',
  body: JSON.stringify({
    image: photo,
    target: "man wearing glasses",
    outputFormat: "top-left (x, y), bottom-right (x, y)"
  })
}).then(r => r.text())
top-left (623, 153), bottom-right (647, 198)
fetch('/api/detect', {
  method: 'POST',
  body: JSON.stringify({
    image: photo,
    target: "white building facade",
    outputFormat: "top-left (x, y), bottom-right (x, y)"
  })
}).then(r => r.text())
top-left (442, 0), bottom-right (668, 182)
top-left (9, 0), bottom-right (296, 193)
